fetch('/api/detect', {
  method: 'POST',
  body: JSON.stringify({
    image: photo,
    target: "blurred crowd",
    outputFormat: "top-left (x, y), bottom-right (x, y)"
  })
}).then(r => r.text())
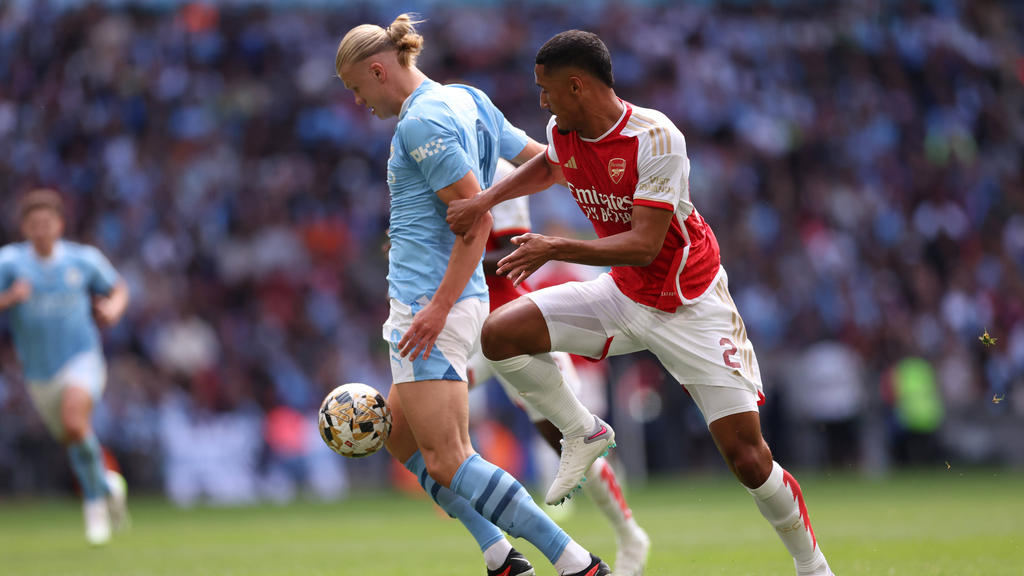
top-left (1, 0), bottom-right (1022, 502)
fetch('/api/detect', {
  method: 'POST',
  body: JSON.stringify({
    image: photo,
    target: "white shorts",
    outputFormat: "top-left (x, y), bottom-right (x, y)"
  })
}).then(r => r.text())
top-left (27, 350), bottom-right (107, 439)
top-left (526, 268), bottom-right (764, 424)
top-left (383, 297), bottom-right (488, 384)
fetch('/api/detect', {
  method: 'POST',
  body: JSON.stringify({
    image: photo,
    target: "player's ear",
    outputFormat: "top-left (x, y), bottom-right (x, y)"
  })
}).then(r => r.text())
top-left (369, 62), bottom-right (385, 82)
top-left (569, 75), bottom-right (583, 95)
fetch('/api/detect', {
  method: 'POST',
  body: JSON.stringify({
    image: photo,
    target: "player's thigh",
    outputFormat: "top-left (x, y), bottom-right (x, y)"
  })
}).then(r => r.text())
top-left (27, 351), bottom-right (106, 441)
top-left (26, 381), bottom-right (65, 439)
top-left (394, 378), bottom-right (474, 482)
top-left (381, 298), bottom-right (482, 460)
top-left (384, 387), bottom-right (417, 464)
top-left (480, 296), bottom-right (552, 359)
top-left (523, 274), bottom-right (644, 360)
top-left (59, 352), bottom-right (106, 437)
top-left (645, 274), bottom-right (763, 424)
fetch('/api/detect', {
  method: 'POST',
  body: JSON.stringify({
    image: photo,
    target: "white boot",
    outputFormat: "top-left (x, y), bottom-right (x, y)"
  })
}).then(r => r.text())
top-left (546, 416), bottom-right (615, 505)
top-left (106, 470), bottom-right (130, 531)
top-left (83, 499), bottom-right (111, 546)
top-left (615, 518), bottom-right (650, 576)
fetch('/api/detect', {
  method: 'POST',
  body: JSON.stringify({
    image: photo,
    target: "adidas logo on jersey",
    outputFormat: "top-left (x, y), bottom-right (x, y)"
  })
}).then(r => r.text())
top-left (563, 156), bottom-right (578, 170)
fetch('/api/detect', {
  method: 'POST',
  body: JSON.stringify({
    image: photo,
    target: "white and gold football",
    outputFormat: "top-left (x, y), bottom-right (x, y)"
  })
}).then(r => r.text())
top-left (318, 383), bottom-right (392, 458)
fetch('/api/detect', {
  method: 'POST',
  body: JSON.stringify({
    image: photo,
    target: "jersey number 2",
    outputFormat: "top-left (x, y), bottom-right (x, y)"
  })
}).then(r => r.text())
top-left (719, 337), bottom-right (741, 369)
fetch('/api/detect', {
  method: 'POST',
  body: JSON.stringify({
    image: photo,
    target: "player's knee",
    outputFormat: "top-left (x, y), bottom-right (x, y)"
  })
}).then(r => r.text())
top-left (480, 317), bottom-right (514, 361)
top-left (420, 448), bottom-right (462, 488)
top-left (62, 417), bottom-right (89, 444)
top-left (728, 443), bottom-right (772, 488)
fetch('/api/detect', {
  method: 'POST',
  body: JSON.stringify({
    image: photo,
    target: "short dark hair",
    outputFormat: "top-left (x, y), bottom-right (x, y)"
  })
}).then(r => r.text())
top-left (18, 188), bottom-right (65, 221)
top-left (535, 30), bottom-right (614, 87)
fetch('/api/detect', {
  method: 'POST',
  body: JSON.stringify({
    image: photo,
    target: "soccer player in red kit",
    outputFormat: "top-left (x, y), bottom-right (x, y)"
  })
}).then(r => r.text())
top-left (448, 30), bottom-right (834, 576)
top-left (468, 159), bottom-right (650, 576)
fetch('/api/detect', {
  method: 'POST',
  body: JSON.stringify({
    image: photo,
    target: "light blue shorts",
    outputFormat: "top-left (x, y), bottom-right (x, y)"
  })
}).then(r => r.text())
top-left (26, 350), bottom-right (107, 439)
top-left (383, 297), bottom-right (488, 384)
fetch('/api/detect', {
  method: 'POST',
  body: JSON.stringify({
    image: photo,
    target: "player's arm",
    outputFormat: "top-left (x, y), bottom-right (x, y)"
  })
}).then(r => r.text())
top-left (397, 170), bottom-right (493, 361)
top-left (93, 280), bottom-right (129, 328)
top-left (496, 205), bottom-right (673, 286)
top-left (83, 246), bottom-right (129, 327)
top-left (447, 149), bottom-right (562, 236)
top-left (0, 280), bottom-right (32, 310)
top-left (0, 259), bottom-right (30, 311)
top-left (509, 140), bottom-right (546, 167)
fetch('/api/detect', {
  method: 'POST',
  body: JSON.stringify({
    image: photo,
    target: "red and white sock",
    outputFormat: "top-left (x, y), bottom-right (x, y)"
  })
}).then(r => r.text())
top-left (583, 458), bottom-right (633, 534)
top-left (747, 461), bottom-right (831, 576)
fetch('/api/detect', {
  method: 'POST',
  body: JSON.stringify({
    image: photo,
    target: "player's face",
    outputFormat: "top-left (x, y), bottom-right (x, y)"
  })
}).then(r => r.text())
top-left (340, 59), bottom-right (392, 119)
top-left (535, 64), bottom-right (580, 132)
top-left (21, 208), bottom-right (64, 246)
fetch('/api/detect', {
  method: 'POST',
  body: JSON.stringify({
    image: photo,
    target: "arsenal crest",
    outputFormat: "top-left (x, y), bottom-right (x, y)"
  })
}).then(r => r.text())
top-left (608, 158), bottom-right (626, 184)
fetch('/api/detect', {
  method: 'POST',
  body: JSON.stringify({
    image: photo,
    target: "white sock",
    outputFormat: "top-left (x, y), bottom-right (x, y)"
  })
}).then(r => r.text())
top-left (483, 538), bottom-right (512, 570)
top-left (747, 461), bottom-right (829, 574)
top-left (583, 458), bottom-right (632, 535)
top-left (553, 539), bottom-right (591, 575)
top-left (489, 354), bottom-right (593, 437)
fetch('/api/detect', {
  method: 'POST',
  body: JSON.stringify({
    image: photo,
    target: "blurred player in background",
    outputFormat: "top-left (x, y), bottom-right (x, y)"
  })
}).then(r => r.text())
top-left (448, 30), bottom-right (835, 576)
top-left (467, 158), bottom-right (649, 576)
top-left (335, 15), bottom-right (609, 576)
top-left (0, 189), bottom-right (130, 546)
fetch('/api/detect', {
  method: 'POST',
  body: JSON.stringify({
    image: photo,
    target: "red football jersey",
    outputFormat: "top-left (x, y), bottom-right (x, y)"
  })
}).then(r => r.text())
top-left (485, 160), bottom-right (533, 311)
top-left (545, 101), bottom-right (720, 311)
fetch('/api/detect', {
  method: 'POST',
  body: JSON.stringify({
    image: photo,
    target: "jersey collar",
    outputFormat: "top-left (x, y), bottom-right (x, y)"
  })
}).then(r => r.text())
top-left (28, 239), bottom-right (65, 263)
top-left (399, 78), bottom-right (436, 120)
top-left (579, 99), bottom-right (632, 143)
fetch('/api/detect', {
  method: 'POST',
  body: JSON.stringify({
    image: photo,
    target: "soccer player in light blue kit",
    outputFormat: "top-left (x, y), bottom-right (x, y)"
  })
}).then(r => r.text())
top-left (335, 15), bottom-right (610, 576)
top-left (0, 189), bottom-right (129, 546)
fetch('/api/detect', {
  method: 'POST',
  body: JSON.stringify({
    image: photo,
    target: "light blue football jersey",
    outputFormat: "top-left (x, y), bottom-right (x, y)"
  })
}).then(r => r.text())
top-left (386, 79), bottom-right (529, 311)
top-left (0, 241), bottom-right (119, 381)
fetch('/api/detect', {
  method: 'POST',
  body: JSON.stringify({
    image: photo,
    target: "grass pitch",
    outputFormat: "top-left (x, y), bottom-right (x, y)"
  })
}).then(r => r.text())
top-left (1, 469), bottom-right (1021, 575)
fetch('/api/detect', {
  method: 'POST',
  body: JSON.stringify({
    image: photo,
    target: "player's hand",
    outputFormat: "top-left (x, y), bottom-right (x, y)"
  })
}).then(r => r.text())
top-left (446, 196), bottom-right (485, 238)
top-left (7, 280), bottom-right (32, 304)
top-left (496, 233), bottom-right (554, 287)
top-left (398, 300), bottom-right (449, 361)
top-left (92, 297), bottom-right (121, 327)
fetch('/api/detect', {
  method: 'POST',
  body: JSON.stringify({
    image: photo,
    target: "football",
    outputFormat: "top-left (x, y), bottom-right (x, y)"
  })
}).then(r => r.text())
top-left (318, 383), bottom-right (392, 458)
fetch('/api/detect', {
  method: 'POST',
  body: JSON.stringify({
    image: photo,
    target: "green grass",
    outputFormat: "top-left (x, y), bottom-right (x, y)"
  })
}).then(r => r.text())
top-left (1, 470), bottom-right (1022, 575)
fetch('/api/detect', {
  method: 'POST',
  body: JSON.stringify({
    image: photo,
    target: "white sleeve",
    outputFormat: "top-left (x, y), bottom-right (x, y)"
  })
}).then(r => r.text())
top-left (544, 115), bottom-right (560, 164)
top-left (634, 127), bottom-right (688, 210)
top-left (490, 159), bottom-right (532, 233)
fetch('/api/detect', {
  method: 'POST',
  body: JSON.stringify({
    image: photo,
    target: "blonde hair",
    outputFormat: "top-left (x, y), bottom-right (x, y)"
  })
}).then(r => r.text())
top-left (335, 14), bottom-right (424, 75)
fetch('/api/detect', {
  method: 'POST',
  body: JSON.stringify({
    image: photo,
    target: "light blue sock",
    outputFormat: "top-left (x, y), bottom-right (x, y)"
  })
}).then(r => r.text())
top-left (68, 434), bottom-right (109, 501)
top-left (451, 454), bottom-right (570, 564)
top-left (404, 451), bottom-right (504, 551)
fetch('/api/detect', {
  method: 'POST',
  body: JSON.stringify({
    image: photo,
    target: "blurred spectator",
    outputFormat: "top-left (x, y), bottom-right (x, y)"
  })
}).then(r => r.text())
top-left (884, 357), bottom-right (945, 466)
top-left (786, 341), bottom-right (867, 468)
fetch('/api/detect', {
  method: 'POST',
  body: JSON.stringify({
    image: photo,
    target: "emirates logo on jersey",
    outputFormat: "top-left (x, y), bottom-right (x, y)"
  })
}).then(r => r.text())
top-left (608, 158), bottom-right (626, 184)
